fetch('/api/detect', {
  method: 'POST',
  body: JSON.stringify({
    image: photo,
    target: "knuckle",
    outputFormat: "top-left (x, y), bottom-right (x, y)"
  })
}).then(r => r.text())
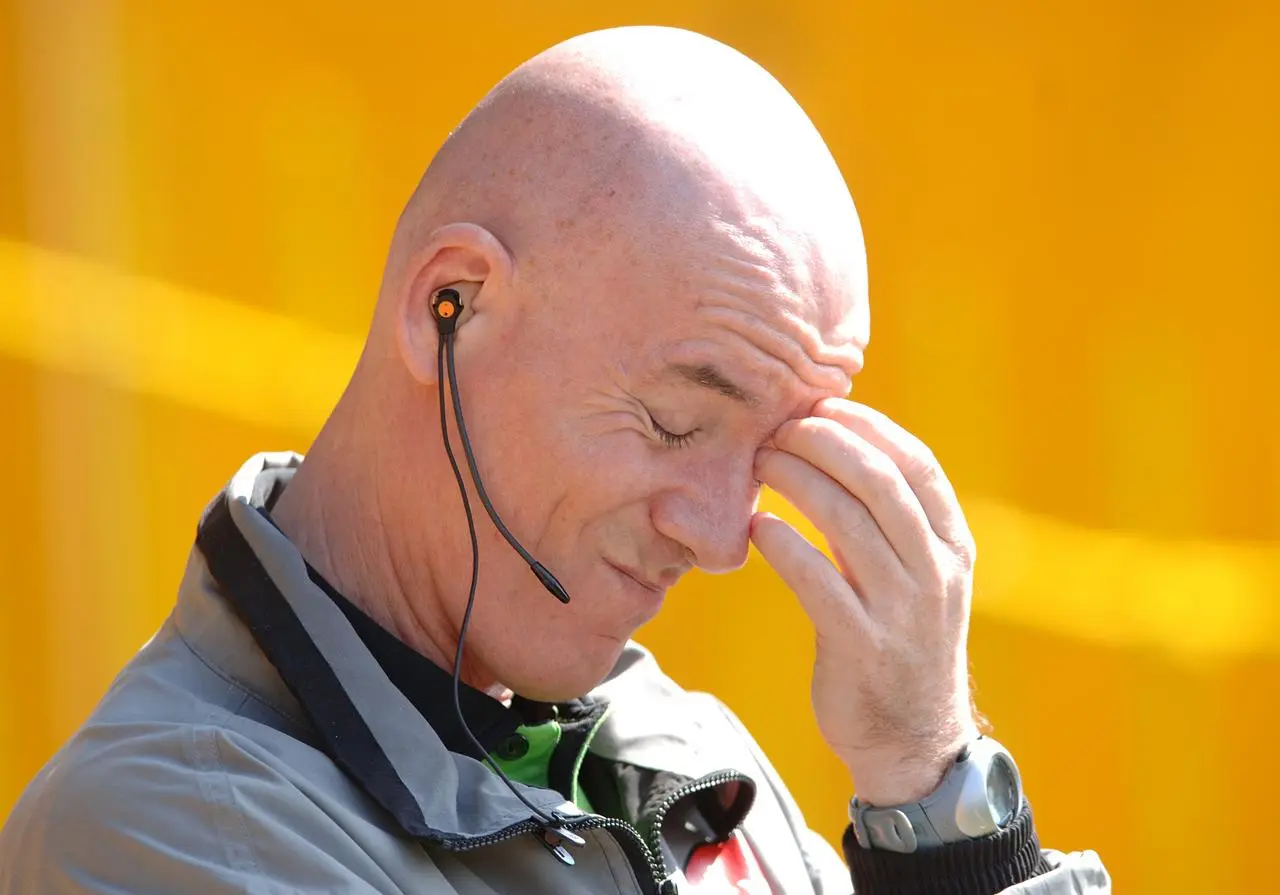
top-left (833, 493), bottom-right (872, 536)
top-left (797, 555), bottom-right (837, 595)
top-left (948, 532), bottom-right (978, 570)
top-left (859, 444), bottom-right (898, 481)
top-left (910, 449), bottom-right (943, 485)
top-left (780, 540), bottom-right (840, 596)
top-left (918, 562), bottom-right (949, 597)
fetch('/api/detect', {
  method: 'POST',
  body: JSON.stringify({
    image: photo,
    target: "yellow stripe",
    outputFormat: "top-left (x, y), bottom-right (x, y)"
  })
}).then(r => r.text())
top-left (3, 238), bottom-right (1276, 662)
top-left (760, 487), bottom-right (1280, 665)
top-left (965, 498), bottom-right (1279, 664)
top-left (0, 238), bottom-right (361, 432)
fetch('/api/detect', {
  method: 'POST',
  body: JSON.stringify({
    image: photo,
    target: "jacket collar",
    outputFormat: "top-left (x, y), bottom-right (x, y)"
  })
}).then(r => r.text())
top-left (181, 452), bottom-right (755, 849)
top-left (244, 460), bottom-right (524, 756)
top-left (190, 452), bottom-right (580, 846)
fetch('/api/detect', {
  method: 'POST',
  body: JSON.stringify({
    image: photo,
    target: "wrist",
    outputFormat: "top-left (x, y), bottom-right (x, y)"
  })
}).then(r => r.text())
top-left (846, 755), bottom-right (954, 807)
top-left (848, 735), bottom-right (1025, 854)
top-left (842, 727), bottom-right (978, 806)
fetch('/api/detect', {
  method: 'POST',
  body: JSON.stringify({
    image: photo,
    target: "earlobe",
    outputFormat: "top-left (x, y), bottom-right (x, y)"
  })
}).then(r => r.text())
top-left (394, 223), bottom-right (514, 386)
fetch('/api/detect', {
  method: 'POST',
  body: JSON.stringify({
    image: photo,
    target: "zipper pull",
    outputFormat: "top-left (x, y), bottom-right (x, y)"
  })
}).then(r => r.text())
top-left (537, 825), bottom-right (587, 866)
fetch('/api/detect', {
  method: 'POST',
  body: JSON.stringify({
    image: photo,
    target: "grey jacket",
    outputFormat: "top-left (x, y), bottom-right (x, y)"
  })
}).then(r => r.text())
top-left (0, 454), bottom-right (1110, 893)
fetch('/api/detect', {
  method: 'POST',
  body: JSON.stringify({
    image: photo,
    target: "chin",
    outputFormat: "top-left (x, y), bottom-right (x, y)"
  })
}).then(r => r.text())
top-left (507, 633), bottom-right (629, 702)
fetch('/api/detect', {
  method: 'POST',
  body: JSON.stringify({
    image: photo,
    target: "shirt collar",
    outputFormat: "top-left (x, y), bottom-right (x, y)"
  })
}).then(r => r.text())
top-left (303, 557), bottom-right (523, 755)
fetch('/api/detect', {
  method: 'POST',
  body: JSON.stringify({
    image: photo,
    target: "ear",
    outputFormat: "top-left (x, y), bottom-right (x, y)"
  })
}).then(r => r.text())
top-left (395, 223), bottom-right (515, 386)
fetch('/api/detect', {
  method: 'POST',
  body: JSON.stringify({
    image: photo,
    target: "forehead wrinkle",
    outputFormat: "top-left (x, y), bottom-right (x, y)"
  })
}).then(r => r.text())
top-left (706, 203), bottom-right (811, 296)
top-left (682, 214), bottom-right (856, 394)
top-left (694, 295), bottom-right (856, 395)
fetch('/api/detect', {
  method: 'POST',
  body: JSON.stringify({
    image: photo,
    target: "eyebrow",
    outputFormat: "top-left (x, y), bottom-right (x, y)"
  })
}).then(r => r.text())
top-left (667, 363), bottom-right (759, 406)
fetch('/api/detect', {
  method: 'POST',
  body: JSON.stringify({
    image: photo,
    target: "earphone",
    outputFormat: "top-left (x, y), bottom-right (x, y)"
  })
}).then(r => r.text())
top-left (432, 288), bottom-right (570, 603)
top-left (430, 285), bottom-right (583, 864)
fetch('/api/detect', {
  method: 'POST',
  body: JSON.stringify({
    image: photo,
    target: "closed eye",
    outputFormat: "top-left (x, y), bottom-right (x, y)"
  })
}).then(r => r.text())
top-left (644, 408), bottom-right (696, 449)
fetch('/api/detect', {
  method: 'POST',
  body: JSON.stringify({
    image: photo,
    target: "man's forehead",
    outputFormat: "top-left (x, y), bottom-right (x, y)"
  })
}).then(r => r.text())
top-left (693, 193), bottom-right (868, 377)
top-left (615, 227), bottom-right (862, 400)
top-left (644, 326), bottom-right (856, 412)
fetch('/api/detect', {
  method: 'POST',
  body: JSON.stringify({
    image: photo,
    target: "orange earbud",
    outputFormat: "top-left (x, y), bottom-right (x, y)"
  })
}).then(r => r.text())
top-left (431, 287), bottom-right (463, 336)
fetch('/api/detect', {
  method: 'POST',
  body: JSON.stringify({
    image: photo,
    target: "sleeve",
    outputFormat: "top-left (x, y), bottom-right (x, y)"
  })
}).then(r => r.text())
top-left (843, 799), bottom-right (1110, 895)
top-left (0, 724), bottom-right (444, 894)
top-left (709, 698), bottom-right (1111, 895)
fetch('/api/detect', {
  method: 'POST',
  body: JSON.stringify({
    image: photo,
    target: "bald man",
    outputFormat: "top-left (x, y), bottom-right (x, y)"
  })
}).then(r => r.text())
top-left (0, 27), bottom-right (1109, 895)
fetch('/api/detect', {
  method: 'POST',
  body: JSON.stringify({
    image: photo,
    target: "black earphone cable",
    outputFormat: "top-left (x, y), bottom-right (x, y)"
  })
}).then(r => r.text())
top-left (443, 339), bottom-right (571, 605)
top-left (435, 333), bottom-right (572, 835)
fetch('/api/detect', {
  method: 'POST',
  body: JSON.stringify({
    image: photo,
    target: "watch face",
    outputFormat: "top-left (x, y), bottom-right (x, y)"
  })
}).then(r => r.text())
top-left (986, 755), bottom-right (1019, 826)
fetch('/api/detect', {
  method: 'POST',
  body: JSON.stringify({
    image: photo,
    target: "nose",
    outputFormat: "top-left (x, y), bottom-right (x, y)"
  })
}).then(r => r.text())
top-left (651, 453), bottom-right (761, 574)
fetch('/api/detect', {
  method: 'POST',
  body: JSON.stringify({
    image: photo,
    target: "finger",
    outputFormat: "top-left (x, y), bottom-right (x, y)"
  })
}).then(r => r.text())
top-left (772, 417), bottom-right (938, 575)
top-left (749, 511), bottom-right (872, 637)
top-left (755, 447), bottom-right (912, 607)
top-left (813, 399), bottom-right (975, 560)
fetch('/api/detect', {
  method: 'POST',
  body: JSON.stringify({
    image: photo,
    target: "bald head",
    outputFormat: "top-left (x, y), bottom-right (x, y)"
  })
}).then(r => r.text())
top-left (382, 27), bottom-right (868, 381)
top-left (288, 27), bottom-right (874, 701)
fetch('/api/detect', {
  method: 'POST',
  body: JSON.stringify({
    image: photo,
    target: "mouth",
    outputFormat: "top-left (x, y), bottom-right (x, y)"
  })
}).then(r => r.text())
top-left (606, 562), bottom-right (666, 596)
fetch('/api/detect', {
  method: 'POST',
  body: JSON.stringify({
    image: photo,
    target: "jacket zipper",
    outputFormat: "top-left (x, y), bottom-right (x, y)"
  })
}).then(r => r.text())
top-left (432, 770), bottom-right (752, 895)
top-left (640, 770), bottom-right (754, 881)
top-left (436, 814), bottom-right (671, 895)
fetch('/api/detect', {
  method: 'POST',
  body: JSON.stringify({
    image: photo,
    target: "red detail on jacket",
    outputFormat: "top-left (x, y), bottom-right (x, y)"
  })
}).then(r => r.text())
top-left (684, 833), bottom-right (771, 894)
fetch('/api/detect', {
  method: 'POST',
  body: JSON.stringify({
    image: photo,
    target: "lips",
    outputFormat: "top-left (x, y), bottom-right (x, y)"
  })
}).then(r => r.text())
top-left (608, 562), bottom-right (665, 594)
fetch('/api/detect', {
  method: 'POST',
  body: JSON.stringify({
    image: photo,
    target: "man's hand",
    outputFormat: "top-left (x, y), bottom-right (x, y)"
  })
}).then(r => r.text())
top-left (750, 398), bottom-right (980, 807)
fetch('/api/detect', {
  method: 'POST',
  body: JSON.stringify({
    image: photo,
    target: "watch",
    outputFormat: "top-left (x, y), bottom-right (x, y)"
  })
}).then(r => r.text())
top-left (849, 736), bottom-right (1023, 854)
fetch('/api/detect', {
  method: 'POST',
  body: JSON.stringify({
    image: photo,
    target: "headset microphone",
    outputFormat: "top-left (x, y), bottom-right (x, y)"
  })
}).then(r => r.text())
top-left (430, 285), bottom-right (583, 865)
top-left (431, 287), bottom-right (570, 604)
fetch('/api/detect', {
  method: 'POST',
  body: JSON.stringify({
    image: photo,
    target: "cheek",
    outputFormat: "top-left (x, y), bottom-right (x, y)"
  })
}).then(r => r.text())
top-left (465, 393), bottom-right (648, 545)
top-left (464, 331), bottom-right (674, 544)
top-left (548, 432), bottom-right (663, 525)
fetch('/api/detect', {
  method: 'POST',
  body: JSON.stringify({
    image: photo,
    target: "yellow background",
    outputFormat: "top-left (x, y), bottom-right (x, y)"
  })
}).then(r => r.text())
top-left (2, 1), bottom-right (1277, 891)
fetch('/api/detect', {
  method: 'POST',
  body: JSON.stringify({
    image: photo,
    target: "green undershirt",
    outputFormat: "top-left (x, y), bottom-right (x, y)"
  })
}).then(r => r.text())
top-left (488, 718), bottom-right (600, 814)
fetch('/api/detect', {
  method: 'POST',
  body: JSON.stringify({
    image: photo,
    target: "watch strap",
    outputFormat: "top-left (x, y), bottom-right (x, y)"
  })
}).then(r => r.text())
top-left (850, 737), bottom-right (1023, 854)
top-left (853, 801), bottom-right (946, 852)
top-left (844, 799), bottom-right (1050, 895)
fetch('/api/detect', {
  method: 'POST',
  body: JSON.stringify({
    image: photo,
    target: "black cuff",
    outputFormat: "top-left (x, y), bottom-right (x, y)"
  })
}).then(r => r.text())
top-left (843, 799), bottom-right (1051, 895)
